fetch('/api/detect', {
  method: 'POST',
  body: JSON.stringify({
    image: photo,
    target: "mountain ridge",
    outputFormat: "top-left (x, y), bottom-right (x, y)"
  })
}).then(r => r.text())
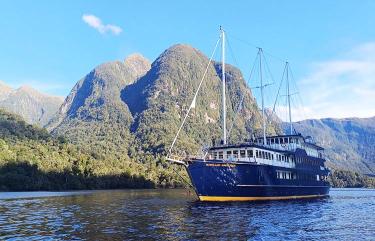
top-left (289, 116), bottom-right (375, 175)
top-left (0, 82), bottom-right (63, 126)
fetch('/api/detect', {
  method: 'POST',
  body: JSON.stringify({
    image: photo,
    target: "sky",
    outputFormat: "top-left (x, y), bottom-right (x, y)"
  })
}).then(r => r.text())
top-left (0, 0), bottom-right (375, 121)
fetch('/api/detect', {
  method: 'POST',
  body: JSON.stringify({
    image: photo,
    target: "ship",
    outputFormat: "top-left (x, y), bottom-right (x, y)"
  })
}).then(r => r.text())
top-left (166, 27), bottom-right (330, 201)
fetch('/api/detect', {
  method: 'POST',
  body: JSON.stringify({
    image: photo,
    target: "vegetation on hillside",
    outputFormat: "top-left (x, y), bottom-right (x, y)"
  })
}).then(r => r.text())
top-left (122, 45), bottom-right (280, 157)
top-left (1, 106), bottom-right (374, 190)
top-left (0, 83), bottom-right (63, 126)
top-left (0, 109), bottom-right (185, 191)
top-left (328, 169), bottom-right (375, 188)
top-left (291, 117), bottom-right (375, 174)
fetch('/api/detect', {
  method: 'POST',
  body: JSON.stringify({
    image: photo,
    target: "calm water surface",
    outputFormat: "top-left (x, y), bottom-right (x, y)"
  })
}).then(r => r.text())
top-left (0, 188), bottom-right (374, 240)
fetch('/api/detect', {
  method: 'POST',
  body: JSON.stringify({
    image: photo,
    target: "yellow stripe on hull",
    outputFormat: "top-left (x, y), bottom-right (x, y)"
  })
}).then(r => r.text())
top-left (198, 194), bottom-right (328, 202)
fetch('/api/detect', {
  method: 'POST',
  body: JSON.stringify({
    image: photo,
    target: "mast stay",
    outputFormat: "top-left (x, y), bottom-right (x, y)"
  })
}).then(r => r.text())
top-left (167, 30), bottom-right (222, 157)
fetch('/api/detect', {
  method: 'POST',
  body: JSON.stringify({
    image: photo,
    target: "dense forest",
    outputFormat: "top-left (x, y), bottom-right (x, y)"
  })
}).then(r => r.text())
top-left (328, 170), bottom-right (375, 188)
top-left (0, 109), bottom-right (186, 191)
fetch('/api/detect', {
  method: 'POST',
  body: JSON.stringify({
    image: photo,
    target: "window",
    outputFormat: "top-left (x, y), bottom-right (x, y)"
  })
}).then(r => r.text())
top-left (271, 154), bottom-right (274, 160)
top-left (247, 149), bottom-right (253, 157)
top-left (218, 151), bottom-right (223, 159)
top-left (226, 151), bottom-right (232, 159)
top-left (277, 170), bottom-right (292, 179)
top-left (280, 138), bottom-right (284, 144)
top-left (276, 138), bottom-right (280, 144)
top-left (213, 152), bottom-right (217, 159)
top-left (277, 171), bottom-right (281, 179)
top-left (233, 150), bottom-right (238, 158)
top-left (271, 139), bottom-right (275, 144)
top-left (240, 150), bottom-right (246, 158)
top-left (256, 150), bottom-right (259, 158)
top-left (284, 138), bottom-right (288, 143)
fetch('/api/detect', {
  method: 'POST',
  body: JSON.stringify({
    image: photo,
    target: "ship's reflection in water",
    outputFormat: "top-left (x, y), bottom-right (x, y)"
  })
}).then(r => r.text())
top-left (0, 189), bottom-right (374, 240)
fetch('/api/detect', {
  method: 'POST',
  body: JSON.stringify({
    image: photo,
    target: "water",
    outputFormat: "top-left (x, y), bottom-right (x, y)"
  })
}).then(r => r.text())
top-left (0, 189), bottom-right (374, 240)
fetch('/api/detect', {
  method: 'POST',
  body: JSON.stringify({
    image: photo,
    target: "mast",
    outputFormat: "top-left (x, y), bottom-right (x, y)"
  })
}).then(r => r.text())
top-left (221, 27), bottom-right (227, 145)
top-left (259, 48), bottom-right (266, 145)
top-left (286, 62), bottom-right (293, 135)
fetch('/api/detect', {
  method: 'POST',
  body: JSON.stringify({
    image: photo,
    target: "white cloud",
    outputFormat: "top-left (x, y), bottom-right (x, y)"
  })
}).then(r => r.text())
top-left (293, 42), bottom-right (375, 121)
top-left (82, 14), bottom-right (122, 35)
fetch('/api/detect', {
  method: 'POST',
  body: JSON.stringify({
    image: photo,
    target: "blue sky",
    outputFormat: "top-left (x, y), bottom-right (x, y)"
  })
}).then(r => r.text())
top-left (0, 0), bottom-right (375, 120)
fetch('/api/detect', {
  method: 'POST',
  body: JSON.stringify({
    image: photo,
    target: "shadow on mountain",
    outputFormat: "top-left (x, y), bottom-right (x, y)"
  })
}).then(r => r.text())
top-left (0, 161), bottom-right (155, 191)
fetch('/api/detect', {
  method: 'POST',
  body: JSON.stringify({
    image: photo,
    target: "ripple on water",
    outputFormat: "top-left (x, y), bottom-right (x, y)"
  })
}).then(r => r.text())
top-left (0, 189), bottom-right (374, 240)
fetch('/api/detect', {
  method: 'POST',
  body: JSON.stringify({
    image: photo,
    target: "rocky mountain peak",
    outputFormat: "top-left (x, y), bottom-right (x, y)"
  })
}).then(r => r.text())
top-left (155, 44), bottom-right (204, 67)
top-left (124, 53), bottom-right (151, 78)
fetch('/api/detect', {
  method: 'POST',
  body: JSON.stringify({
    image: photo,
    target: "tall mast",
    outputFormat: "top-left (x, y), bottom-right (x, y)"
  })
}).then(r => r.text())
top-left (221, 27), bottom-right (227, 145)
top-left (259, 48), bottom-right (266, 145)
top-left (286, 62), bottom-right (293, 135)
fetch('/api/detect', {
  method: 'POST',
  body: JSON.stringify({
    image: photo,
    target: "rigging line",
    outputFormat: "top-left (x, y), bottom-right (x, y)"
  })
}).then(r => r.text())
top-left (227, 50), bottom-right (259, 140)
top-left (225, 31), bottom-right (288, 63)
top-left (226, 35), bottom-right (240, 68)
top-left (227, 94), bottom-right (245, 140)
top-left (289, 95), bottom-right (299, 134)
top-left (167, 37), bottom-right (221, 155)
top-left (170, 164), bottom-right (195, 189)
top-left (260, 50), bottom-right (278, 131)
top-left (288, 64), bottom-right (309, 121)
top-left (272, 63), bottom-right (287, 113)
top-left (261, 50), bottom-right (276, 86)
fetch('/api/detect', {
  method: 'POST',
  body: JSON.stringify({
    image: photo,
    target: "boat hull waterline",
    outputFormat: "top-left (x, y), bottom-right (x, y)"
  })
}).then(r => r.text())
top-left (186, 159), bottom-right (330, 202)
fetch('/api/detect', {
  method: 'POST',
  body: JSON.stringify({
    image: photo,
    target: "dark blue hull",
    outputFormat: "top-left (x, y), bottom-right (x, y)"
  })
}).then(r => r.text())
top-left (186, 159), bottom-right (330, 201)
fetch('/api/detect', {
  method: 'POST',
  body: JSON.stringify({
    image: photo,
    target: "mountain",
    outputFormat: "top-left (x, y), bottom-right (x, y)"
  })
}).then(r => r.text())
top-left (48, 44), bottom-right (280, 158)
top-left (0, 81), bottom-right (63, 126)
top-left (290, 117), bottom-right (375, 175)
top-left (47, 54), bottom-right (151, 158)
top-left (122, 44), bottom-right (280, 155)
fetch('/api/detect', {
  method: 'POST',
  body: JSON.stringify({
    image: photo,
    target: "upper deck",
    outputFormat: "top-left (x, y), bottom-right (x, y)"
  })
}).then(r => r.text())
top-left (205, 134), bottom-right (326, 171)
top-left (253, 134), bottom-right (324, 158)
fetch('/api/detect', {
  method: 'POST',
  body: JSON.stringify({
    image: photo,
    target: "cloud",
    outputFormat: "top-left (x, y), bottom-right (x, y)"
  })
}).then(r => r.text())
top-left (291, 42), bottom-right (375, 121)
top-left (82, 14), bottom-right (122, 35)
